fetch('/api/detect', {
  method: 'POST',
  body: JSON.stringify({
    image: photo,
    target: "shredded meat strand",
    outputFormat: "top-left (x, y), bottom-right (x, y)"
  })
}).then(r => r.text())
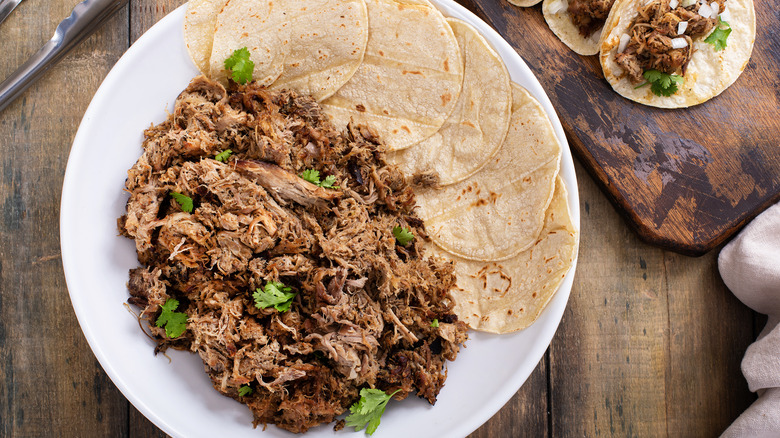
top-left (119, 76), bottom-right (468, 433)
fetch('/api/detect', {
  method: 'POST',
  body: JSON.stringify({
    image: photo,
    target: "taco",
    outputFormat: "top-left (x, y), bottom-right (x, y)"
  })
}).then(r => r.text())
top-left (543, 0), bottom-right (616, 55)
top-left (599, 0), bottom-right (755, 108)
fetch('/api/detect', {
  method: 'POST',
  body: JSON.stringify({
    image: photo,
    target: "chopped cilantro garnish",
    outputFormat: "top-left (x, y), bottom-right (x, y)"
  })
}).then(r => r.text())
top-left (215, 149), bottom-right (233, 162)
top-left (320, 174), bottom-right (338, 189)
top-left (156, 298), bottom-right (188, 338)
top-left (392, 226), bottom-right (414, 246)
top-left (224, 47), bottom-right (254, 85)
top-left (704, 17), bottom-right (731, 51)
top-left (345, 388), bottom-right (401, 435)
top-left (300, 169), bottom-right (321, 185)
top-left (238, 385), bottom-right (253, 397)
top-left (299, 169), bottom-right (339, 189)
top-left (253, 281), bottom-right (297, 312)
top-left (430, 319), bottom-right (439, 328)
top-left (637, 70), bottom-right (684, 97)
top-left (170, 192), bottom-right (193, 213)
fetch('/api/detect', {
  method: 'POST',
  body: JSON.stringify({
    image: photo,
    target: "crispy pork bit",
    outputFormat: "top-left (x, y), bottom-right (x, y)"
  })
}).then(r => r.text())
top-left (119, 76), bottom-right (468, 433)
top-left (615, 0), bottom-right (720, 83)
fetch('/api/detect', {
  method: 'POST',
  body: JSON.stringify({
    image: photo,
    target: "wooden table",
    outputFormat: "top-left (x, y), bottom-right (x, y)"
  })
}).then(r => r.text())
top-left (0, 0), bottom-right (760, 436)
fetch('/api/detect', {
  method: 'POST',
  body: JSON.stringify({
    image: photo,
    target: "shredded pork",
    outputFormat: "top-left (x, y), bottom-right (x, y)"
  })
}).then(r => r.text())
top-left (568, 0), bottom-right (615, 37)
top-left (118, 76), bottom-right (468, 433)
top-left (615, 0), bottom-right (721, 83)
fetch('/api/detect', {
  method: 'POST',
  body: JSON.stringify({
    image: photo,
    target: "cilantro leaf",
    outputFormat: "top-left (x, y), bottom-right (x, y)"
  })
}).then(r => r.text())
top-left (345, 388), bottom-right (401, 435)
top-left (392, 226), bottom-right (414, 246)
top-left (300, 169), bottom-right (321, 185)
top-left (238, 385), bottom-right (253, 397)
top-left (156, 298), bottom-right (188, 338)
top-left (299, 169), bottom-right (339, 189)
top-left (170, 192), bottom-right (193, 213)
top-left (224, 47), bottom-right (254, 85)
top-left (253, 281), bottom-right (297, 312)
top-left (642, 69), bottom-right (665, 84)
top-left (430, 319), bottom-right (439, 328)
top-left (704, 18), bottom-right (731, 51)
top-left (642, 70), bottom-right (684, 97)
top-left (215, 149), bottom-right (233, 162)
top-left (320, 175), bottom-right (339, 189)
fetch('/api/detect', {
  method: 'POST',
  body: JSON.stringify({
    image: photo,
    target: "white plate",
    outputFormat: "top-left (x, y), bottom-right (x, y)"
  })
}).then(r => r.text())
top-left (60, 1), bottom-right (579, 437)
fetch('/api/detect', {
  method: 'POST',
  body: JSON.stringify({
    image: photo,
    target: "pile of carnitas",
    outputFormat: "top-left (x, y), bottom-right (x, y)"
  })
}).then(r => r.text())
top-left (119, 77), bottom-right (468, 433)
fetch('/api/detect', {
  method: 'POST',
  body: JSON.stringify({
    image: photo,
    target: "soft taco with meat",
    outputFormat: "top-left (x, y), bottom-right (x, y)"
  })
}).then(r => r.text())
top-left (543, 0), bottom-right (616, 55)
top-left (599, 0), bottom-right (755, 108)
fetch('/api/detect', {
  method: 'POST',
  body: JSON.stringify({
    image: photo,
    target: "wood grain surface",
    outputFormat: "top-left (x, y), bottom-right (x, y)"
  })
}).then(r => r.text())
top-left (0, 0), bottom-right (761, 436)
top-left (461, 0), bottom-right (780, 256)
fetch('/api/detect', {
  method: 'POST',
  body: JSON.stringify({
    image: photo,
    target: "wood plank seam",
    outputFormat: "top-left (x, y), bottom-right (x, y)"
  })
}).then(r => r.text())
top-left (662, 252), bottom-right (672, 438)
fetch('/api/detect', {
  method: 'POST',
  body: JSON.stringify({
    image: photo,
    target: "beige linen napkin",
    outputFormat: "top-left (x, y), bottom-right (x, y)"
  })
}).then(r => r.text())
top-left (719, 202), bottom-right (780, 438)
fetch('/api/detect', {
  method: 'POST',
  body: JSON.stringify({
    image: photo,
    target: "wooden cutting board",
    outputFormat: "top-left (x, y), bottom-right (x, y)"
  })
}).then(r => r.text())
top-left (458, 0), bottom-right (780, 255)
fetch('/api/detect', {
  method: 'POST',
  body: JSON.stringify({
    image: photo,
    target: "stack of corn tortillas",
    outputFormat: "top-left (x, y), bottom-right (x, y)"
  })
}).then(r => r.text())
top-left (182, 0), bottom-right (579, 333)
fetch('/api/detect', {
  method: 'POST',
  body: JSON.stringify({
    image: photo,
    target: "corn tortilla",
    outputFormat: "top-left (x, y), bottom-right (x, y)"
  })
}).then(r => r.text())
top-left (183, 0), bottom-right (227, 75)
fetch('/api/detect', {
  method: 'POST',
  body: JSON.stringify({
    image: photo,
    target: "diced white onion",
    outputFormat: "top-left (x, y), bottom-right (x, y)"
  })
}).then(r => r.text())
top-left (681, 0), bottom-right (696, 7)
top-left (698, 3), bottom-right (713, 17)
top-left (671, 37), bottom-right (689, 49)
top-left (719, 6), bottom-right (732, 21)
top-left (549, 0), bottom-right (566, 14)
top-left (618, 33), bottom-right (630, 52)
top-left (677, 21), bottom-right (688, 34)
top-left (669, 0), bottom-right (679, 8)
top-left (710, 2), bottom-right (721, 17)
top-left (709, 2), bottom-right (720, 13)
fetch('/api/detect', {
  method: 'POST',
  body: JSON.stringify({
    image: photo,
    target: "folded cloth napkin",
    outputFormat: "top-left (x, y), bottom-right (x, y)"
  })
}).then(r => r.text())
top-left (719, 202), bottom-right (780, 438)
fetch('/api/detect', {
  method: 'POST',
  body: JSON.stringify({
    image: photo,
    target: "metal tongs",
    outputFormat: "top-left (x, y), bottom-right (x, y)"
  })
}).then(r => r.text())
top-left (0, 0), bottom-right (129, 112)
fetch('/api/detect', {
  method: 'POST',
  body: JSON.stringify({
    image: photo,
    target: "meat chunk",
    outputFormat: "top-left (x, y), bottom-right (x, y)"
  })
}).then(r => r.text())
top-left (568, 0), bottom-right (615, 37)
top-left (235, 160), bottom-right (341, 209)
top-left (616, 50), bottom-right (644, 83)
